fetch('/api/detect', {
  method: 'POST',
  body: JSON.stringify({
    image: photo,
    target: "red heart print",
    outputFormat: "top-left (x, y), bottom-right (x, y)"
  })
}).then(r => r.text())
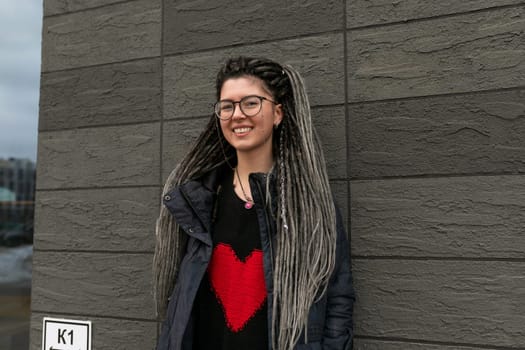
top-left (208, 243), bottom-right (267, 332)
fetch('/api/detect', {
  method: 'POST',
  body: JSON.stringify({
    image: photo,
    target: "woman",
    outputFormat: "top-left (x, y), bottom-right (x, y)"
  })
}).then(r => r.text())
top-left (154, 56), bottom-right (354, 350)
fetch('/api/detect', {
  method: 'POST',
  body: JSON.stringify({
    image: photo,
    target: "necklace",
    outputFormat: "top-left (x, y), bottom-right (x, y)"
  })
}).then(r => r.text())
top-left (234, 167), bottom-right (254, 209)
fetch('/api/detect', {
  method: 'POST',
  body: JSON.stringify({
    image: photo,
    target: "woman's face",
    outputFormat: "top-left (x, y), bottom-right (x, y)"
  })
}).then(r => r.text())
top-left (218, 76), bottom-right (282, 160)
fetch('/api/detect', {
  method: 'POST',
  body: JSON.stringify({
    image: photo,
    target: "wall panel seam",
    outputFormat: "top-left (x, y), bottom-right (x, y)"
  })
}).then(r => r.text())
top-left (36, 185), bottom-right (161, 192)
top-left (346, 87), bottom-right (525, 106)
top-left (44, 0), bottom-right (143, 19)
top-left (157, 0), bottom-right (167, 337)
top-left (354, 334), bottom-right (525, 350)
top-left (163, 29), bottom-right (345, 58)
top-left (159, 0), bottom-right (165, 188)
top-left (350, 172), bottom-right (525, 182)
top-left (33, 249), bottom-right (154, 254)
top-left (40, 56), bottom-right (161, 75)
top-left (352, 256), bottom-right (525, 262)
top-left (32, 310), bottom-right (156, 323)
top-left (38, 120), bottom-right (162, 134)
top-left (347, 2), bottom-right (525, 31)
top-left (343, 0), bottom-right (351, 232)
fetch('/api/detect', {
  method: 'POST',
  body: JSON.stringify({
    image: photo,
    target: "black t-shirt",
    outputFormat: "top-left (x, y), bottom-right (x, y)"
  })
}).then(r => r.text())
top-left (193, 170), bottom-right (269, 350)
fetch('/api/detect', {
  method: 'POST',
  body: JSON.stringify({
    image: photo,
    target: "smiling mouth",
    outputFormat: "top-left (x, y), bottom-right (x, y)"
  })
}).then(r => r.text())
top-left (233, 127), bottom-right (252, 134)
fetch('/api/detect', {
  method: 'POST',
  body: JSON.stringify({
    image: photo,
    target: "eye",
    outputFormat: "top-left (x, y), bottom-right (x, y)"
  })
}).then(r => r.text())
top-left (220, 103), bottom-right (233, 111)
top-left (242, 97), bottom-right (260, 109)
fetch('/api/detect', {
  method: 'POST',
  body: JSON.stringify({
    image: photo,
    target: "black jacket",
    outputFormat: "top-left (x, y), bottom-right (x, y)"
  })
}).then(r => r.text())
top-left (157, 167), bottom-right (355, 350)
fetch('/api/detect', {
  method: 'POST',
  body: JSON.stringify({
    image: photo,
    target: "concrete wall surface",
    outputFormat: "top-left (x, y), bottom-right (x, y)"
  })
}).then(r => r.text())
top-left (32, 0), bottom-right (525, 349)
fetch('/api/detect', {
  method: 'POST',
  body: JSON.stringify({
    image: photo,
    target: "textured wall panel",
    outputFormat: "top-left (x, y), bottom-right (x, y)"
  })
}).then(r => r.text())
top-left (31, 252), bottom-right (155, 319)
top-left (355, 338), bottom-right (490, 350)
top-left (313, 106), bottom-right (347, 179)
top-left (347, 0), bottom-right (524, 28)
top-left (34, 187), bottom-right (159, 252)
top-left (347, 6), bottom-right (525, 101)
top-left (44, 0), bottom-right (127, 16)
top-left (39, 59), bottom-right (161, 131)
top-left (30, 312), bottom-right (156, 350)
top-left (42, 0), bottom-right (161, 71)
top-left (349, 89), bottom-right (525, 177)
top-left (353, 259), bottom-right (525, 347)
top-left (34, 0), bottom-right (525, 348)
top-left (351, 175), bottom-right (525, 258)
top-left (37, 123), bottom-right (160, 189)
top-left (164, 33), bottom-right (344, 118)
top-left (162, 117), bottom-right (210, 182)
top-left (164, 0), bottom-right (342, 54)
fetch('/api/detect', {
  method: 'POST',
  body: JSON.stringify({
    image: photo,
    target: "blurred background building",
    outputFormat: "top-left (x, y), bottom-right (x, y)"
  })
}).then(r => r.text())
top-left (0, 158), bottom-right (36, 236)
top-left (0, 157), bottom-right (35, 349)
top-left (1, 1), bottom-right (42, 350)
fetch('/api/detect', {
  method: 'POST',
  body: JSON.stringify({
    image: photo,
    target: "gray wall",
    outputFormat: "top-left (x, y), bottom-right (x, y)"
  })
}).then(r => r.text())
top-left (32, 0), bottom-right (525, 349)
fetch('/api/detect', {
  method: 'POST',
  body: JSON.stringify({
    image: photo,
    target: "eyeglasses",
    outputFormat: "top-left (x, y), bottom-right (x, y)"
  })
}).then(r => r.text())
top-left (214, 95), bottom-right (278, 120)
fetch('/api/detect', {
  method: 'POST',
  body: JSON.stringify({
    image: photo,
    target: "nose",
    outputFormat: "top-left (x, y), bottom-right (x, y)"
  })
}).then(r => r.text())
top-left (231, 102), bottom-right (247, 120)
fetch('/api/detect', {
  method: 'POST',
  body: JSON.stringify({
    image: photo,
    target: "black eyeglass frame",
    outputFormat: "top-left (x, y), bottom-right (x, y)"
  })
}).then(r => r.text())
top-left (213, 95), bottom-right (278, 120)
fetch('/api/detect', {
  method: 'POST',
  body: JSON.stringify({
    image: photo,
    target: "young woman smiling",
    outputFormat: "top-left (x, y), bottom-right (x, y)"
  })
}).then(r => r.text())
top-left (154, 56), bottom-right (355, 350)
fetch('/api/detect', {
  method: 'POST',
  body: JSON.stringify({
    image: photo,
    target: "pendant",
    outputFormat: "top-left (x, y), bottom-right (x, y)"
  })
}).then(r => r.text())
top-left (244, 201), bottom-right (254, 209)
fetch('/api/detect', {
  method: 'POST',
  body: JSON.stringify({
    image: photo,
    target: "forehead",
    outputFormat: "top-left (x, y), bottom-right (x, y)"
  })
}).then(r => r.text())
top-left (219, 76), bottom-right (271, 99)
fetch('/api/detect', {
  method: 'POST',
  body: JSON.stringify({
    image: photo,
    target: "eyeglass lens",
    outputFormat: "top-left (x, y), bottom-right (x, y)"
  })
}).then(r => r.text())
top-left (215, 96), bottom-right (262, 119)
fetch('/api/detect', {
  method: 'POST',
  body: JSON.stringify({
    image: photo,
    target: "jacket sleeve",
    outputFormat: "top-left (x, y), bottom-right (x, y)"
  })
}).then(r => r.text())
top-left (322, 207), bottom-right (355, 349)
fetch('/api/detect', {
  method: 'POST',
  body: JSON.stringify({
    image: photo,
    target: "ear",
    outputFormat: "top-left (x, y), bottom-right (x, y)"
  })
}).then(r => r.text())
top-left (273, 104), bottom-right (283, 126)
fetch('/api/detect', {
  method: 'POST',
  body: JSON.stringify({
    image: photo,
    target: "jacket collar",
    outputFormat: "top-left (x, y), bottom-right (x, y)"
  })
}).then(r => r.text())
top-left (163, 163), bottom-right (278, 244)
top-left (163, 162), bottom-right (234, 245)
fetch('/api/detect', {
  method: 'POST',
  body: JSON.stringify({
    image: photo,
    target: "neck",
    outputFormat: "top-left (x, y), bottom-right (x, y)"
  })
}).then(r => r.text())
top-left (232, 151), bottom-right (273, 207)
top-left (235, 151), bottom-right (274, 178)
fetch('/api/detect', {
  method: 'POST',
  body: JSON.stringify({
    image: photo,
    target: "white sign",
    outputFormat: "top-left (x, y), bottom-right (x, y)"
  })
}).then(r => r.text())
top-left (42, 317), bottom-right (92, 350)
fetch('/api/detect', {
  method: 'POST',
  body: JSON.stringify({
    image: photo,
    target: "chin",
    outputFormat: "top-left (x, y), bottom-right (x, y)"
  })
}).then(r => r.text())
top-left (232, 144), bottom-right (258, 153)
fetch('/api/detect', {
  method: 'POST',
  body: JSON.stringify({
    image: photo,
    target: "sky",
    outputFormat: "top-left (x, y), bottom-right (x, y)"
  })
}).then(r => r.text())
top-left (0, 1), bottom-right (43, 162)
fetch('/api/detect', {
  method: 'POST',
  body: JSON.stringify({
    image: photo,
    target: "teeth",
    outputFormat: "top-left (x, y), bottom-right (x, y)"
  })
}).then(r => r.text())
top-left (234, 127), bottom-right (252, 133)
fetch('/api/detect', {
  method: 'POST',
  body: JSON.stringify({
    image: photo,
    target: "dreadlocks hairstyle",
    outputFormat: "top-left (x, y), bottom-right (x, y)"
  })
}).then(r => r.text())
top-left (154, 56), bottom-right (337, 350)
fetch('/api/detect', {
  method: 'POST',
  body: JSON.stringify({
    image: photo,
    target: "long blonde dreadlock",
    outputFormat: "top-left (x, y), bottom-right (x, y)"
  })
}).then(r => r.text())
top-left (154, 56), bottom-right (337, 349)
